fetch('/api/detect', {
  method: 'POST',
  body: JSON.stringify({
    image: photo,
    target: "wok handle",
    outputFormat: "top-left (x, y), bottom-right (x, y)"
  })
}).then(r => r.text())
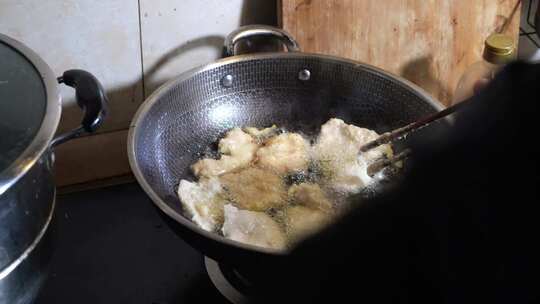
top-left (224, 25), bottom-right (300, 57)
top-left (51, 69), bottom-right (109, 147)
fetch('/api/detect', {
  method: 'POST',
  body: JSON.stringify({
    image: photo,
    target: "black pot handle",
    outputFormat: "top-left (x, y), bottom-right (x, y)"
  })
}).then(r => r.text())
top-left (51, 69), bottom-right (108, 147)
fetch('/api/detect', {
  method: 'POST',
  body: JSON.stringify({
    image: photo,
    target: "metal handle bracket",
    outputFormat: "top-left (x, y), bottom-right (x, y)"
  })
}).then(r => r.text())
top-left (224, 25), bottom-right (300, 57)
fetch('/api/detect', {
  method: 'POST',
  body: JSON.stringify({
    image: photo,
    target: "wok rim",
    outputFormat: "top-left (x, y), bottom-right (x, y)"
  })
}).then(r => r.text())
top-left (127, 52), bottom-right (444, 255)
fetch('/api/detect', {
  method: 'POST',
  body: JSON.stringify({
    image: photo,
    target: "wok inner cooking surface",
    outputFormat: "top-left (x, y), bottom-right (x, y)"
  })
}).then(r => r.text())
top-left (132, 54), bottom-right (441, 227)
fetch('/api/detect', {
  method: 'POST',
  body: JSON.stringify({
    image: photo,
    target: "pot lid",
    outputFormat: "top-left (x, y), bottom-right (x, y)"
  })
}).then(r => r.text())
top-left (0, 34), bottom-right (61, 195)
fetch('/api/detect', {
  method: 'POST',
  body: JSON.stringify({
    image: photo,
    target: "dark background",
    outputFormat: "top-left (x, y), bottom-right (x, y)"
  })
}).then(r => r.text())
top-left (35, 183), bottom-right (228, 304)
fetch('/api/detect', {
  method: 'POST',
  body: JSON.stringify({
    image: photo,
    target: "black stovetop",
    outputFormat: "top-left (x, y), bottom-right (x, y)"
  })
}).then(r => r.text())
top-left (35, 183), bottom-right (229, 304)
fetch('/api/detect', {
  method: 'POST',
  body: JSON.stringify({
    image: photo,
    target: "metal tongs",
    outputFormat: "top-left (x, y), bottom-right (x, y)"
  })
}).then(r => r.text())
top-left (364, 100), bottom-right (470, 176)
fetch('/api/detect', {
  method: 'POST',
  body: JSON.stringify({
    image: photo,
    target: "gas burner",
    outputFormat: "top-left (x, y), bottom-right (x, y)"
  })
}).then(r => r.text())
top-left (204, 257), bottom-right (252, 304)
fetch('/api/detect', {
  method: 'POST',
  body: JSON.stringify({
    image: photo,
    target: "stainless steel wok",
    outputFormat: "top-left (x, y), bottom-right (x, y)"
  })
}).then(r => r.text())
top-left (128, 25), bottom-right (444, 267)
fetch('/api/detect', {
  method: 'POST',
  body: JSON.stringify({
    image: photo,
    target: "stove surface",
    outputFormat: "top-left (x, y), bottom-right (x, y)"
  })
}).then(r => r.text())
top-left (35, 183), bottom-right (229, 304)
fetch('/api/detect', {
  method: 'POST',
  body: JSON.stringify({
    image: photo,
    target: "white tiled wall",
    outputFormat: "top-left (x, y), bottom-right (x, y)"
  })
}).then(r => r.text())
top-left (140, 0), bottom-right (244, 95)
top-left (140, 0), bottom-right (276, 96)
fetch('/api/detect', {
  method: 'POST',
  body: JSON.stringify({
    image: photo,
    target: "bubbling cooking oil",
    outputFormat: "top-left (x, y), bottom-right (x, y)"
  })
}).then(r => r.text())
top-left (232, 128), bottom-right (394, 247)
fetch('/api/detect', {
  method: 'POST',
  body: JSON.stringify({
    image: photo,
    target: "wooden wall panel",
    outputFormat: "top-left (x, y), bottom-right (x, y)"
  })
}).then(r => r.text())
top-left (280, 0), bottom-right (521, 105)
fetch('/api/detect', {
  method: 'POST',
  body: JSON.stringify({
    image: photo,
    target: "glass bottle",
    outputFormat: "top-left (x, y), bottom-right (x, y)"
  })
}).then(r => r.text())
top-left (452, 33), bottom-right (516, 105)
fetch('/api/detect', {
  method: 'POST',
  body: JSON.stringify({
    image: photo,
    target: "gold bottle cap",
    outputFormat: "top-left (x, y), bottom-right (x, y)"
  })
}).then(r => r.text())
top-left (483, 33), bottom-right (515, 64)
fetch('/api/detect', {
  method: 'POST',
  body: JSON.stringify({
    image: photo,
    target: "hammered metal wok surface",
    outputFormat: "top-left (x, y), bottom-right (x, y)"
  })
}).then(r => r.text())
top-left (128, 53), bottom-right (443, 253)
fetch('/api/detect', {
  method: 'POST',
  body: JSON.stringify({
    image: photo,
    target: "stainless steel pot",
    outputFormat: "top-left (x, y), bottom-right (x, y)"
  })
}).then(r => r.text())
top-left (128, 25), bottom-right (445, 272)
top-left (0, 34), bottom-right (108, 304)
